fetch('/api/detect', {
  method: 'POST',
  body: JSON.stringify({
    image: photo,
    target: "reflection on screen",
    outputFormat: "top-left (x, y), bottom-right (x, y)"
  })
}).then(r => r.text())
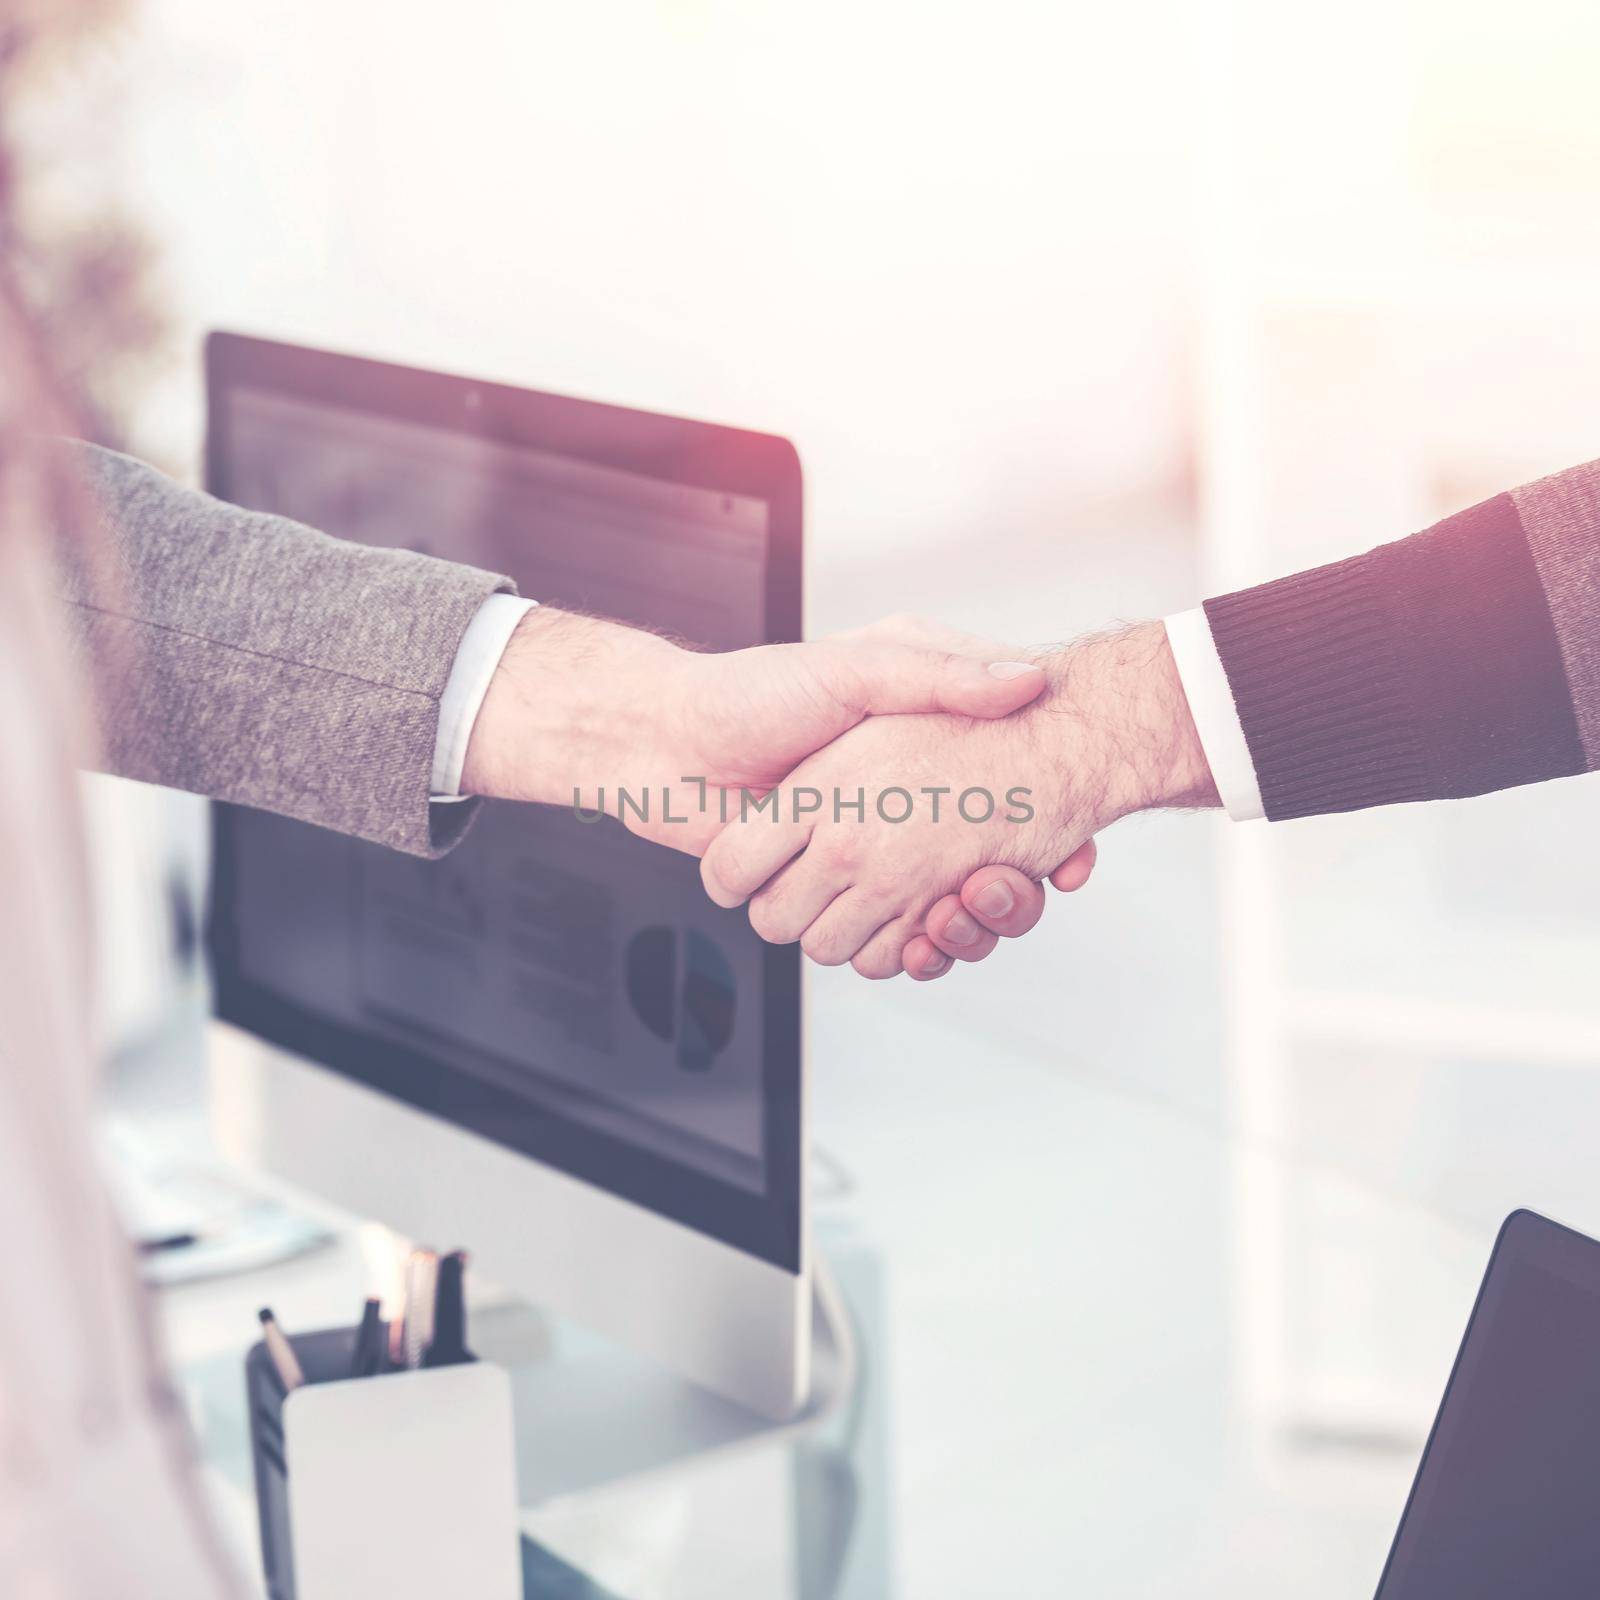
top-left (222, 388), bottom-right (771, 1192)
top-left (1378, 1239), bottom-right (1600, 1598)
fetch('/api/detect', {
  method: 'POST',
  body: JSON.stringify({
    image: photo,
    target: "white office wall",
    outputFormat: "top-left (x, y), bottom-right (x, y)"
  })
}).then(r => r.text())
top-left (115, 0), bottom-right (1197, 563)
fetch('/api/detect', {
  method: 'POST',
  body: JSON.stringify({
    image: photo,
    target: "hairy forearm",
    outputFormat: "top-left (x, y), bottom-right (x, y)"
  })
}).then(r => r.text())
top-left (1029, 621), bottom-right (1219, 830)
top-left (460, 607), bottom-right (689, 807)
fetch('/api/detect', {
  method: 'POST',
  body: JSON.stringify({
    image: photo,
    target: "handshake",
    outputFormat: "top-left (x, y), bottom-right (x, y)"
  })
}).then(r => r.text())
top-left (463, 608), bottom-right (1218, 981)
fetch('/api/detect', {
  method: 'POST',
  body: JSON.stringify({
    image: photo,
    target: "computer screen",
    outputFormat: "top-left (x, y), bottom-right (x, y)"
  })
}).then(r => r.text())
top-left (207, 342), bottom-right (802, 1270)
top-left (1375, 1210), bottom-right (1600, 1598)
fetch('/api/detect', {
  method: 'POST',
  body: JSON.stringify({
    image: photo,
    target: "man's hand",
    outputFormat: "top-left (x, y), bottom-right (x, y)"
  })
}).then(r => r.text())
top-left (699, 622), bottom-right (1217, 977)
top-left (900, 848), bottom-right (1097, 981)
top-left (459, 609), bottom-right (1049, 851)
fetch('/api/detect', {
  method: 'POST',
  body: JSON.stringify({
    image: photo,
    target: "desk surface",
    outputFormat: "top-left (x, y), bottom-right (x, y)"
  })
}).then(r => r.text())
top-left (136, 972), bottom-right (1499, 1600)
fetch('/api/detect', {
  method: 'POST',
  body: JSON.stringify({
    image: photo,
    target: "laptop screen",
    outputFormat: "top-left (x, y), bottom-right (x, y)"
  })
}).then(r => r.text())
top-left (1375, 1210), bottom-right (1600, 1598)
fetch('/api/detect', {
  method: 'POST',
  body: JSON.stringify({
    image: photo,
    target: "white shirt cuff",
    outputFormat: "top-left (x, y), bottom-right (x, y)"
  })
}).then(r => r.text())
top-left (430, 594), bottom-right (537, 800)
top-left (1163, 608), bottom-right (1265, 822)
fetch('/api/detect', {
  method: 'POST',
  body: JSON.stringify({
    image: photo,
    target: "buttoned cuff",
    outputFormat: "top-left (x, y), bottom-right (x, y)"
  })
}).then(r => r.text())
top-left (1162, 608), bottom-right (1265, 822)
top-left (430, 594), bottom-right (537, 800)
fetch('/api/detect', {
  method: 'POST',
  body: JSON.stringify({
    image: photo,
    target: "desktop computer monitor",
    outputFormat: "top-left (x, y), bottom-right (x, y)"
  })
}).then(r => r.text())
top-left (203, 333), bottom-right (809, 1419)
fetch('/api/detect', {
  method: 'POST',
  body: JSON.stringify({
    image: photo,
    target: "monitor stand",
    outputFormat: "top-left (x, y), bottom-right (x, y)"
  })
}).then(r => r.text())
top-left (479, 1253), bottom-right (858, 1504)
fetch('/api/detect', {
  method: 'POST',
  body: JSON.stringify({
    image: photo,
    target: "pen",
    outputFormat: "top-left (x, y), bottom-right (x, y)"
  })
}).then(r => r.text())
top-left (423, 1251), bottom-right (469, 1368)
top-left (386, 1296), bottom-right (407, 1370)
top-left (138, 1231), bottom-right (199, 1255)
top-left (258, 1307), bottom-right (306, 1392)
top-left (402, 1249), bottom-right (439, 1371)
top-left (350, 1297), bottom-right (383, 1379)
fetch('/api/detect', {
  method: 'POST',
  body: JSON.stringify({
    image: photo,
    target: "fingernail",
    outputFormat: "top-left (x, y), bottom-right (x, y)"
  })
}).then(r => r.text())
top-left (972, 881), bottom-right (1014, 918)
top-left (942, 909), bottom-right (981, 945)
top-left (920, 951), bottom-right (950, 976)
top-left (987, 660), bottom-right (1040, 680)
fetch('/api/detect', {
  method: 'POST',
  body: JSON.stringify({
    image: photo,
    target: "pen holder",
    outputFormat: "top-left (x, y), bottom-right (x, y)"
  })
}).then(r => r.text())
top-left (246, 1326), bottom-right (521, 1600)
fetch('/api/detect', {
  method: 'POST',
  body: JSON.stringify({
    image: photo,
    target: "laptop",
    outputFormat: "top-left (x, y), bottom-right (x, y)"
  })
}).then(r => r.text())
top-left (1374, 1208), bottom-right (1600, 1598)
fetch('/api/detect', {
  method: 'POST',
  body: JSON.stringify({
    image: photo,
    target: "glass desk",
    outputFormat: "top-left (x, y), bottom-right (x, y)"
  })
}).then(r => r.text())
top-left (147, 974), bottom-right (1503, 1599)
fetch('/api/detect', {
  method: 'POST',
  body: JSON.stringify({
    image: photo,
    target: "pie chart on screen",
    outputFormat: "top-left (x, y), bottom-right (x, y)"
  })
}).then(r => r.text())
top-left (625, 927), bottom-right (737, 1072)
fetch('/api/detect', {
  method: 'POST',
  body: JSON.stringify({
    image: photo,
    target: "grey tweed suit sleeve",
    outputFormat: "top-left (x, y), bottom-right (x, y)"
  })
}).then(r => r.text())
top-left (58, 441), bottom-right (516, 857)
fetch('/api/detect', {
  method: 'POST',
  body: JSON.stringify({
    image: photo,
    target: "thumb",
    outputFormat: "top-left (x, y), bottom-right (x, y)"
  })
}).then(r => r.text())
top-left (827, 642), bottom-right (1047, 720)
top-left (1048, 838), bottom-right (1098, 892)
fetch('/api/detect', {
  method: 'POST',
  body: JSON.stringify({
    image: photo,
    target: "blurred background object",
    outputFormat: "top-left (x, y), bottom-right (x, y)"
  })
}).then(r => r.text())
top-left (1, 0), bottom-right (197, 1056)
top-left (18, 0), bottom-right (1600, 1590)
top-left (0, 0), bottom-right (174, 451)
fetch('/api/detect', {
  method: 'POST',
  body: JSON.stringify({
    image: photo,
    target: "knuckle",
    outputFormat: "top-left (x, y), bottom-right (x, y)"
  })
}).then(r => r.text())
top-left (800, 925), bottom-right (849, 967)
top-left (816, 828), bottom-right (861, 870)
top-left (866, 610), bottom-right (933, 646)
top-left (852, 944), bottom-right (903, 981)
top-left (747, 893), bottom-right (794, 944)
top-left (712, 835), bottom-right (767, 900)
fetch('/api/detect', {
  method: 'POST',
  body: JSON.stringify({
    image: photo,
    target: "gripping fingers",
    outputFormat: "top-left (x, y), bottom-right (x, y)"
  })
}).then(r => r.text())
top-left (907, 866), bottom-right (1053, 978)
top-left (745, 857), bottom-right (847, 946)
top-left (700, 806), bottom-right (814, 908)
top-left (851, 910), bottom-right (929, 980)
top-left (922, 893), bottom-right (1002, 963)
top-left (796, 888), bottom-right (899, 968)
top-left (956, 866), bottom-right (1048, 939)
top-left (902, 933), bottom-right (954, 981)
